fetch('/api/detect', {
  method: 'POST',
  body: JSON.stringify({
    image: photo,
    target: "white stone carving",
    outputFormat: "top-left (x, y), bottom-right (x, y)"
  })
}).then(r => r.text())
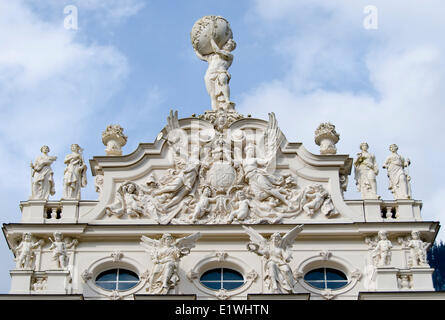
top-left (401, 231), bottom-right (430, 268)
top-left (140, 232), bottom-right (201, 294)
top-left (397, 274), bottom-right (413, 290)
top-left (30, 145), bottom-right (57, 200)
top-left (354, 142), bottom-right (380, 199)
top-left (192, 16), bottom-right (236, 111)
top-left (31, 277), bottom-right (47, 291)
top-left (111, 250), bottom-right (124, 262)
top-left (95, 174), bottom-right (104, 195)
top-left (319, 250), bottom-right (332, 260)
top-left (104, 111), bottom-right (339, 224)
top-left (216, 289), bottom-right (229, 300)
top-left (383, 144), bottom-right (412, 200)
top-left (314, 122), bottom-right (340, 155)
top-left (366, 230), bottom-right (393, 267)
top-left (243, 225), bottom-right (303, 294)
top-left (81, 270), bottom-right (92, 283)
top-left (62, 144), bottom-right (87, 200)
top-left (49, 231), bottom-right (78, 269)
top-left (13, 232), bottom-right (43, 269)
top-left (102, 124), bottom-right (127, 156)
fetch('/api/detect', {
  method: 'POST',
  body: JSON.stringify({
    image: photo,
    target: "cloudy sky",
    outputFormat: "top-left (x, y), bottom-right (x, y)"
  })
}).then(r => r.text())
top-left (0, 0), bottom-right (444, 292)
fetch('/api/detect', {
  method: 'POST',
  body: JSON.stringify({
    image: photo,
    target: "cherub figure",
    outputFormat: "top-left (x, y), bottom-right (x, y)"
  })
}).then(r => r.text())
top-left (227, 190), bottom-right (251, 223)
top-left (48, 232), bottom-right (78, 269)
top-left (407, 231), bottom-right (430, 267)
top-left (190, 186), bottom-right (215, 223)
top-left (243, 225), bottom-right (303, 293)
top-left (140, 233), bottom-right (201, 294)
top-left (371, 230), bottom-right (393, 267)
top-left (106, 181), bottom-right (146, 218)
top-left (14, 233), bottom-right (43, 269)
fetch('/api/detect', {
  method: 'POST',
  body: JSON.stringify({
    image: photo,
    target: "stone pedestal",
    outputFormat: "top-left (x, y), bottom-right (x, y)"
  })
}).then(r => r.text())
top-left (60, 200), bottom-right (78, 223)
top-left (374, 267), bottom-right (399, 291)
top-left (411, 267), bottom-right (435, 291)
top-left (397, 200), bottom-right (416, 221)
top-left (363, 200), bottom-right (382, 222)
top-left (9, 270), bottom-right (33, 294)
top-left (46, 270), bottom-right (70, 294)
top-left (21, 201), bottom-right (45, 223)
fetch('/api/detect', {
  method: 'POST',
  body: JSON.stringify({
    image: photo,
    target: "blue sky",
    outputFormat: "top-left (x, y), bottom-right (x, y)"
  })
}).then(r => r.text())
top-left (0, 0), bottom-right (444, 293)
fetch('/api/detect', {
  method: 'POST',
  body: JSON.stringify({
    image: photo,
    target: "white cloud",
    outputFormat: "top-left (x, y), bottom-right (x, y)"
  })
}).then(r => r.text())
top-left (240, 0), bottom-right (445, 237)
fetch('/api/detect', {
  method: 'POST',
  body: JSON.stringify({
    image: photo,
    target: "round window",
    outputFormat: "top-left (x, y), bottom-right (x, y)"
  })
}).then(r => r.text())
top-left (95, 268), bottom-right (139, 291)
top-left (200, 268), bottom-right (244, 291)
top-left (304, 268), bottom-right (348, 290)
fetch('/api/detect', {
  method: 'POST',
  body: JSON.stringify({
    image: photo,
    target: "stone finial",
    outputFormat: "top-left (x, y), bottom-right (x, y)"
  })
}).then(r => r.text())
top-left (102, 124), bottom-right (127, 156)
top-left (314, 122), bottom-right (340, 155)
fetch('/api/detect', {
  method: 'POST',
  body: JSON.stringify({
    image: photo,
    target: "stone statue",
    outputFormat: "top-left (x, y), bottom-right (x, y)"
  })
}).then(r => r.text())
top-left (407, 231), bottom-right (430, 267)
top-left (14, 232), bottom-right (43, 269)
top-left (30, 145), bottom-right (57, 200)
top-left (191, 16), bottom-right (236, 111)
top-left (243, 225), bottom-right (303, 293)
top-left (190, 186), bottom-right (215, 223)
top-left (371, 230), bottom-right (392, 267)
top-left (48, 231), bottom-right (78, 269)
top-left (227, 190), bottom-right (251, 223)
top-left (354, 142), bottom-right (379, 199)
top-left (382, 144), bottom-right (411, 199)
top-left (140, 232), bottom-right (201, 294)
top-left (314, 122), bottom-right (340, 155)
top-left (102, 124), bottom-right (127, 156)
top-left (63, 144), bottom-right (87, 200)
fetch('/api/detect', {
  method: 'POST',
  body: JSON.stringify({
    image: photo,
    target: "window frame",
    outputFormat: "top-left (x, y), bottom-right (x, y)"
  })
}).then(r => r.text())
top-left (95, 268), bottom-right (140, 292)
top-left (304, 267), bottom-right (348, 290)
top-left (199, 267), bottom-right (245, 291)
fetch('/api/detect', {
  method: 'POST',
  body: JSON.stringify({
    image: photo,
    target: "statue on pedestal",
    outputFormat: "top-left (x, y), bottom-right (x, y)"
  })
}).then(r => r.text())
top-left (371, 230), bottom-right (392, 267)
top-left (30, 145), bottom-right (57, 200)
top-left (354, 142), bottom-right (380, 199)
top-left (383, 144), bottom-right (411, 200)
top-left (14, 233), bottom-right (43, 269)
top-left (63, 144), bottom-right (87, 200)
top-left (48, 231), bottom-right (78, 269)
top-left (407, 231), bottom-right (430, 267)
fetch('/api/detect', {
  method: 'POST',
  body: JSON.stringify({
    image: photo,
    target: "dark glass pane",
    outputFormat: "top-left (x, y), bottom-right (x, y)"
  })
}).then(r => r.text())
top-left (222, 269), bottom-right (243, 281)
top-left (201, 281), bottom-right (221, 290)
top-left (326, 281), bottom-right (348, 289)
top-left (222, 281), bottom-right (244, 290)
top-left (96, 282), bottom-right (117, 290)
top-left (96, 270), bottom-right (118, 282)
top-left (306, 281), bottom-right (325, 289)
top-left (119, 270), bottom-right (139, 281)
top-left (325, 269), bottom-right (347, 281)
top-left (304, 269), bottom-right (324, 281)
top-left (200, 269), bottom-right (221, 282)
top-left (118, 282), bottom-right (138, 291)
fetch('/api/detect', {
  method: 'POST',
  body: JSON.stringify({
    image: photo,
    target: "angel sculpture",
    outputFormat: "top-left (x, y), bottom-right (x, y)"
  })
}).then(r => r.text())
top-left (48, 232), bottom-right (78, 269)
top-left (155, 111), bottom-right (200, 211)
top-left (14, 232), bottom-right (44, 269)
top-left (243, 225), bottom-right (303, 294)
top-left (407, 231), bottom-right (430, 267)
top-left (140, 232), bottom-right (201, 294)
top-left (243, 113), bottom-right (289, 210)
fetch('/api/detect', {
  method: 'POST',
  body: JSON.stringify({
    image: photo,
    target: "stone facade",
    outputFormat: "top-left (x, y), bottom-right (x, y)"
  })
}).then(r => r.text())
top-left (1, 15), bottom-right (441, 300)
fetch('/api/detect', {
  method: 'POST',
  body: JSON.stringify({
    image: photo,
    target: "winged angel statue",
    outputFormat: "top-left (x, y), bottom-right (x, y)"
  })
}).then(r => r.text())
top-left (140, 232), bottom-right (201, 294)
top-left (243, 225), bottom-right (303, 293)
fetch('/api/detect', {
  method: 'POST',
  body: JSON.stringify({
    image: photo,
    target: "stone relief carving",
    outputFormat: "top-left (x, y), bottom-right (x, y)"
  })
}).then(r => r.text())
top-left (365, 230), bottom-right (392, 267)
top-left (31, 276), bottom-right (47, 291)
top-left (383, 144), bottom-right (412, 200)
top-left (104, 110), bottom-right (340, 224)
top-left (102, 124), bottom-right (127, 156)
top-left (243, 225), bottom-right (303, 294)
top-left (397, 273), bottom-right (413, 290)
top-left (30, 145), bottom-right (57, 200)
top-left (192, 16), bottom-right (236, 111)
top-left (314, 122), bottom-right (340, 155)
top-left (48, 231), bottom-right (78, 269)
top-left (13, 232), bottom-right (44, 269)
top-left (140, 232), bottom-right (201, 294)
top-left (399, 231), bottom-right (431, 268)
top-left (63, 144), bottom-right (87, 200)
top-left (354, 142), bottom-right (380, 200)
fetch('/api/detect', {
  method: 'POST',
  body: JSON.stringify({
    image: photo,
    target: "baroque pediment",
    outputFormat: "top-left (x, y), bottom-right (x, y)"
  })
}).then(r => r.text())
top-left (84, 109), bottom-right (353, 224)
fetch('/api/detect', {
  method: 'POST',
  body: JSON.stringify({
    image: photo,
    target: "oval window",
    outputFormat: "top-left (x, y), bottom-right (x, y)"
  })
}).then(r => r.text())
top-left (304, 268), bottom-right (348, 290)
top-left (95, 268), bottom-right (139, 291)
top-left (200, 268), bottom-right (244, 291)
